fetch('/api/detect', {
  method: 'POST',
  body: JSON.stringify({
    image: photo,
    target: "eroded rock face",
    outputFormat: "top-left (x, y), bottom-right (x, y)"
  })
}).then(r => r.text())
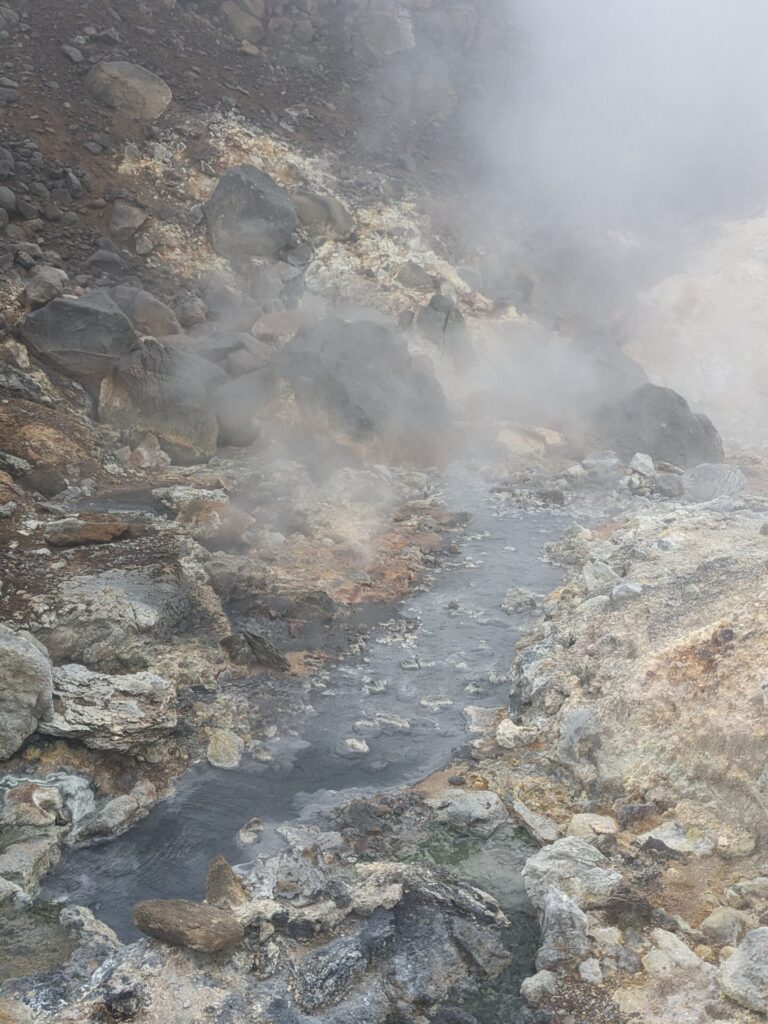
top-left (585, 383), bottom-right (724, 468)
top-left (39, 664), bottom-right (176, 752)
top-left (20, 293), bottom-right (138, 383)
top-left (206, 165), bottom-right (298, 260)
top-left (522, 837), bottom-right (622, 910)
top-left (85, 61), bottom-right (172, 121)
top-left (99, 339), bottom-right (223, 464)
top-left (719, 928), bottom-right (768, 1013)
top-left (0, 625), bottom-right (53, 759)
top-left (133, 899), bottom-right (244, 951)
top-left (275, 318), bottom-right (448, 464)
top-left (33, 565), bottom-right (222, 673)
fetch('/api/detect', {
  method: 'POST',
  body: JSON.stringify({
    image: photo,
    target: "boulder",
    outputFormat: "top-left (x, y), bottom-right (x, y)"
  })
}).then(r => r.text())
top-left (38, 567), bottom-right (208, 672)
top-left (221, 0), bottom-right (263, 41)
top-left (719, 927), bottom-right (768, 1013)
top-left (20, 293), bottom-right (137, 383)
top-left (109, 200), bottom-right (148, 241)
top-left (38, 664), bottom-right (176, 751)
top-left (0, 836), bottom-right (60, 891)
top-left (585, 384), bottom-right (724, 468)
top-left (522, 837), bottom-right (623, 910)
top-left (214, 365), bottom-right (278, 447)
top-left (0, 625), bottom-right (53, 759)
top-left (99, 339), bottom-right (223, 464)
top-left (425, 790), bottom-right (508, 838)
top-left (22, 265), bottom-right (68, 310)
top-left (108, 285), bottom-right (181, 337)
top-left (682, 463), bottom-right (748, 502)
top-left (132, 899), bottom-right (244, 951)
top-left (535, 888), bottom-right (590, 969)
top-left (206, 165), bottom-right (298, 260)
top-left (275, 319), bottom-right (448, 464)
top-left (416, 294), bottom-right (473, 367)
top-left (85, 62), bottom-right (172, 121)
top-left (292, 189), bottom-right (355, 239)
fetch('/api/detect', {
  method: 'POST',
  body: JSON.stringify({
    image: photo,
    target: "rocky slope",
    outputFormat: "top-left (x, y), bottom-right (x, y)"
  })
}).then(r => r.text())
top-left (1, 0), bottom-right (767, 1022)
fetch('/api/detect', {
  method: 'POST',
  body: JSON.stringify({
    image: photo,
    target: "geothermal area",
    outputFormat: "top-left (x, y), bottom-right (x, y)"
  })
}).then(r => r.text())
top-left (3, 1), bottom-right (768, 1022)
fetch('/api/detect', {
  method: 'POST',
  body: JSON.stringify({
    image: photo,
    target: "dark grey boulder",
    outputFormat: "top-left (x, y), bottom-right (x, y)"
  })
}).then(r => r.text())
top-left (206, 165), bottom-right (298, 260)
top-left (20, 293), bottom-right (138, 382)
top-left (214, 365), bottom-right (279, 447)
top-left (585, 383), bottom-right (724, 468)
top-left (99, 339), bottom-right (225, 464)
top-left (275, 318), bottom-right (448, 464)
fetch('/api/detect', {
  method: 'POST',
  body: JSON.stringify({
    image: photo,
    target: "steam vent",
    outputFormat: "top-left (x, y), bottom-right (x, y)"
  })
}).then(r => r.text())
top-left (2, 1), bottom-right (768, 1021)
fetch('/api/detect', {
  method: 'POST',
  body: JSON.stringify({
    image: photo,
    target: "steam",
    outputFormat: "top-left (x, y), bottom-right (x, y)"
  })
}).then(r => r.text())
top-left (482, 0), bottom-right (768, 234)
top-left (454, 0), bottom-right (768, 442)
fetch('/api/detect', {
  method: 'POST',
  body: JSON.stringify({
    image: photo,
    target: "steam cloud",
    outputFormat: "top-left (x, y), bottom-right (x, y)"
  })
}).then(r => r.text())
top-left (463, 0), bottom-right (768, 440)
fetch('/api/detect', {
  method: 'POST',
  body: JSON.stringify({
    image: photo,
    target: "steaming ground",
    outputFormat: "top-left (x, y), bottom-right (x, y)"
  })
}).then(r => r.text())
top-left (39, 465), bottom-right (565, 939)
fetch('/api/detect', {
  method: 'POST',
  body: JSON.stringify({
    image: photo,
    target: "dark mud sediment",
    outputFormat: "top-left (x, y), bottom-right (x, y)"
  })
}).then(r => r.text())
top-left (40, 464), bottom-right (566, 940)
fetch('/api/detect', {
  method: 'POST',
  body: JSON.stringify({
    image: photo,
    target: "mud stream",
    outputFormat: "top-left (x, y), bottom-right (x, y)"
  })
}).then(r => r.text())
top-left (41, 465), bottom-right (570, 943)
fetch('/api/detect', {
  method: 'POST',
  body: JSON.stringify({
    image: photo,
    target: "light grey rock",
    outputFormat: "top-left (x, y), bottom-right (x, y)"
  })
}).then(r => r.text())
top-left (638, 820), bottom-right (715, 857)
top-left (0, 835), bottom-right (60, 891)
top-left (520, 969), bottom-right (557, 1006)
top-left (109, 200), bottom-right (148, 241)
top-left (701, 907), bottom-right (748, 946)
top-left (629, 452), bottom-right (655, 477)
top-left (0, 625), bottom-right (53, 759)
top-left (86, 62), bottom-right (172, 121)
top-left (426, 790), bottom-right (508, 838)
top-left (535, 888), bottom-right (590, 969)
top-left (582, 560), bottom-right (620, 594)
top-left (522, 837), bottom-right (622, 910)
top-left (719, 927), bottom-right (768, 1013)
top-left (578, 957), bottom-right (603, 984)
top-left (512, 800), bottom-right (562, 844)
top-left (37, 567), bottom-right (205, 671)
top-left (682, 463), bottom-right (748, 502)
top-left (39, 664), bottom-right (176, 751)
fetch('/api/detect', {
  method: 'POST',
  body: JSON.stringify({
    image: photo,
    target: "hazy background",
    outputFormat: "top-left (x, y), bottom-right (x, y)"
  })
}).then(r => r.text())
top-left (464, 0), bottom-right (768, 440)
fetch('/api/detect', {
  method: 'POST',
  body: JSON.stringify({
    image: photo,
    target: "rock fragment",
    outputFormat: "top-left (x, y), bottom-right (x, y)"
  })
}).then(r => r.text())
top-left (133, 899), bottom-right (244, 951)
top-left (86, 62), bottom-right (172, 121)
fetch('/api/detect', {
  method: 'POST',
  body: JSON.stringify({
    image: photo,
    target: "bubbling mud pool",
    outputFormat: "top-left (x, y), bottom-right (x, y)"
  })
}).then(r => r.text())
top-left (39, 465), bottom-right (574, 962)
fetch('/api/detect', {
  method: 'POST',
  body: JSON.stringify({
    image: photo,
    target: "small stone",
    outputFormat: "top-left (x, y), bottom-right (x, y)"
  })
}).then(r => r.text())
top-left (578, 957), bottom-right (603, 984)
top-left (238, 817), bottom-right (263, 844)
top-left (61, 44), bottom-right (83, 63)
top-left (629, 452), bottom-right (655, 477)
top-left (207, 729), bottom-right (245, 769)
top-left (336, 737), bottom-right (369, 758)
top-left (520, 969), bottom-right (557, 1006)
